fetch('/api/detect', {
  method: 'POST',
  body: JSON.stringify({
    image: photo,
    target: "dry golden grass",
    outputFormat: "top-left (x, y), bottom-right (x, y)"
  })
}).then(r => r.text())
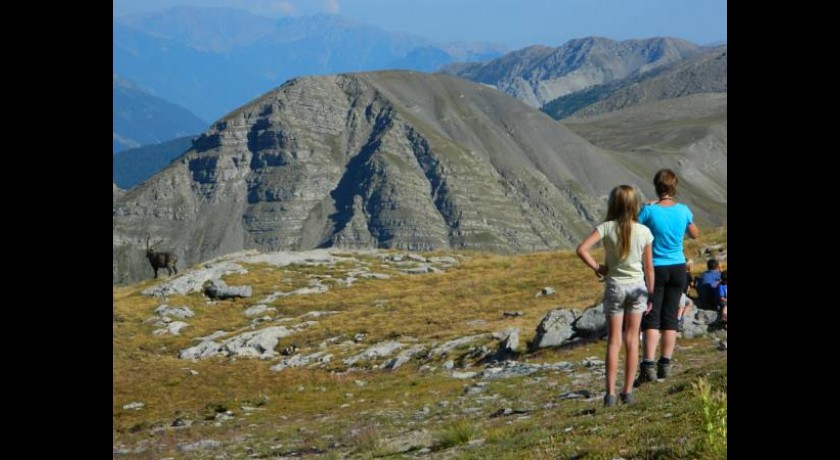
top-left (113, 229), bottom-right (726, 458)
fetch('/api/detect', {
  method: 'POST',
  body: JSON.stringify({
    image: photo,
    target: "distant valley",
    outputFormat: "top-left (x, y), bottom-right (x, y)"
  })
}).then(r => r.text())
top-left (113, 74), bottom-right (206, 152)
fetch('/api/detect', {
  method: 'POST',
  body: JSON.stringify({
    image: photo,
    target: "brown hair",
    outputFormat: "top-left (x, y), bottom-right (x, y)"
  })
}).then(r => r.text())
top-left (653, 169), bottom-right (678, 197)
top-left (606, 185), bottom-right (640, 260)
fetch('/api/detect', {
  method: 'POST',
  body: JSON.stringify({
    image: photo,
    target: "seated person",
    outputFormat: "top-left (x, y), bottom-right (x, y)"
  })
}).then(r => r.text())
top-left (695, 259), bottom-right (722, 309)
top-left (718, 270), bottom-right (727, 326)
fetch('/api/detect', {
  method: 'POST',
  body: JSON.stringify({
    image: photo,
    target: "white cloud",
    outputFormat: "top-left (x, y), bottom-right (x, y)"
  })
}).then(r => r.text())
top-left (323, 0), bottom-right (340, 14)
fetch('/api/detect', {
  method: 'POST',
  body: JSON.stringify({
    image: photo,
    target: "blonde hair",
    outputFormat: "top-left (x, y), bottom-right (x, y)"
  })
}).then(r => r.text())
top-left (606, 185), bottom-right (640, 260)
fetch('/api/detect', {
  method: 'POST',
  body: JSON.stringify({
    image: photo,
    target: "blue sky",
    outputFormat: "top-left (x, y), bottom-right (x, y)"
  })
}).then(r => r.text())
top-left (113, 0), bottom-right (727, 48)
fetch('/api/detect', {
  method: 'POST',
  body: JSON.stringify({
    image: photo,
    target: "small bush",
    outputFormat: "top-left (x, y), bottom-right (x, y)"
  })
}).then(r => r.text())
top-left (692, 376), bottom-right (727, 457)
top-left (352, 426), bottom-right (385, 456)
top-left (436, 419), bottom-right (480, 449)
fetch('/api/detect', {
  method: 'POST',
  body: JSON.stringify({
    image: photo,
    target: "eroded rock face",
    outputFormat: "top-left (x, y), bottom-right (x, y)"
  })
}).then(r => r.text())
top-left (114, 71), bottom-right (655, 284)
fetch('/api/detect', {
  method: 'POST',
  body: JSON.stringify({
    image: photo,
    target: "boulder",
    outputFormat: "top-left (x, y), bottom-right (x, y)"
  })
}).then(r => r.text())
top-left (532, 308), bottom-right (579, 349)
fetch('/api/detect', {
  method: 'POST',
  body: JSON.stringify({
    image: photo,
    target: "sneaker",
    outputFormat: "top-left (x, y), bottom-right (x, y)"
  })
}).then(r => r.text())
top-left (603, 394), bottom-right (617, 407)
top-left (657, 359), bottom-right (672, 379)
top-left (619, 392), bottom-right (634, 404)
top-left (677, 317), bottom-right (685, 332)
top-left (634, 361), bottom-right (657, 387)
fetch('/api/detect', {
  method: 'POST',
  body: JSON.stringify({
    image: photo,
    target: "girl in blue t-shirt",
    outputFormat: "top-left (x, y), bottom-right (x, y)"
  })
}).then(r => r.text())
top-left (636, 169), bottom-right (699, 385)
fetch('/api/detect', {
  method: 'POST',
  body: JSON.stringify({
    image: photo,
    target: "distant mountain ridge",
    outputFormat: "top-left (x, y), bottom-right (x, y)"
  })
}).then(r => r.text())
top-left (113, 74), bottom-right (207, 152)
top-left (543, 46), bottom-right (727, 119)
top-left (442, 37), bottom-right (701, 108)
top-left (113, 135), bottom-right (196, 188)
top-left (114, 6), bottom-right (508, 122)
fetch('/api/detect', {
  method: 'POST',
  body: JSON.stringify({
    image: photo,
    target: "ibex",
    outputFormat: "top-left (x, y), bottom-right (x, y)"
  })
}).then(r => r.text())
top-left (146, 234), bottom-right (178, 279)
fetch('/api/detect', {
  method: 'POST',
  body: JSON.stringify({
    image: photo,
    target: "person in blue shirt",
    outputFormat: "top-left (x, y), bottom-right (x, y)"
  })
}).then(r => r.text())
top-left (636, 169), bottom-right (699, 385)
top-left (695, 259), bottom-right (723, 309)
top-left (718, 270), bottom-right (727, 327)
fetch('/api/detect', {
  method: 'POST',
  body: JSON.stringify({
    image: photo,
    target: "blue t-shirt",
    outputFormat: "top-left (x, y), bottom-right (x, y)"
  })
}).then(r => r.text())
top-left (638, 203), bottom-right (693, 266)
top-left (696, 270), bottom-right (722, 289)
top-left (695, 269), bottom-right (722, 306)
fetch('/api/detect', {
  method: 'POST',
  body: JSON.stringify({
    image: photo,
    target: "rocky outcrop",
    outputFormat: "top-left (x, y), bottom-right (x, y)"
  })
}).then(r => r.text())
top-left (179, 326), bottom-right (294, 360)
top-left (113, 182), bottom-right (124, 202)
top-left (343, 341), bottom-right (404, 366)
top-left (155, 305), bottom-right (195, 319)
top-left (681, 308), bottom-right (724, 339)
top-left (114, 71), bottom-right (655, 283)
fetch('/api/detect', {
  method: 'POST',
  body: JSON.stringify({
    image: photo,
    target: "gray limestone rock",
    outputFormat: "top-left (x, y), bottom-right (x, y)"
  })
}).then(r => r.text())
top-left (489, 328), bottom-right (520, 360)
top-left (532, 309), bottom-right (579, 349)
top-left (481, 360), bottom-right (572, 380)
top-left (204, 279), bottom-right (252, 299)
top-left (180, 326), bottom-right (293, 359)
top-left (153, 321), bottom-right (190, 336)
top-left (140, 257), bottom-right (250, 297)
top-left (154, 304), bottom-right (195, 319)
top-left (573, 303), bottom-right (606, 338)
top-left (452, 371), bottom-right (478, 379)
top-left (383, 345), bottom-right (426, 370)
top-left (177, 440), bottom-right (221, 452)
top-left (429, 256), bottom-right (458, 265)
top-left (244, 304), bottom-right (276, 317)
top-left (343, 341), bottom-right (404, 365)
top-left (429, 334), bottom-right (491, 358)
top-left (270, 351), bottom-right (328, 371)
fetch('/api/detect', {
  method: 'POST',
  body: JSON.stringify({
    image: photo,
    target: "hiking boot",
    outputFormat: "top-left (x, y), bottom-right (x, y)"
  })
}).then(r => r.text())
top-left (620, 392), bottom-right (634, 405)
top-left (603, 394), bottom-right (617, 407)
top-left (634, 361), bottom-right (657, 387)
top-left (657, 359), bottom-right (672, 379)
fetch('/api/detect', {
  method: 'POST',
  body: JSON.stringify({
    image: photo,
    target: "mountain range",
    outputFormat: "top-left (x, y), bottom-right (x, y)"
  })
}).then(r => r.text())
top-left (442, 37), bottom-right (702, 109)
top-left (113, 71), bottom-right (726, 284)
top-left (114, 6), bottom-right (508, 123)
top-left (542, 46), bottom-right (727, 119)
top-left (113, 74), bottom-right (206, 152)
top-left (113, 135), bottom-right (196, 188)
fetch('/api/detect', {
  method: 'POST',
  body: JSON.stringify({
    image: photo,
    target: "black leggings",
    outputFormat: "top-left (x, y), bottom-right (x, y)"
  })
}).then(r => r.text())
top-left (642, 264), bottom-right (686, 331)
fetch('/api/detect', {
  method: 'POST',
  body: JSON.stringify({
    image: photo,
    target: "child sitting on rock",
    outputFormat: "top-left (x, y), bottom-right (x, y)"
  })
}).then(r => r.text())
top-left (695, 259), bottom-right (722, 309)
top-left (718, 270), bottom-right (727, 327)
